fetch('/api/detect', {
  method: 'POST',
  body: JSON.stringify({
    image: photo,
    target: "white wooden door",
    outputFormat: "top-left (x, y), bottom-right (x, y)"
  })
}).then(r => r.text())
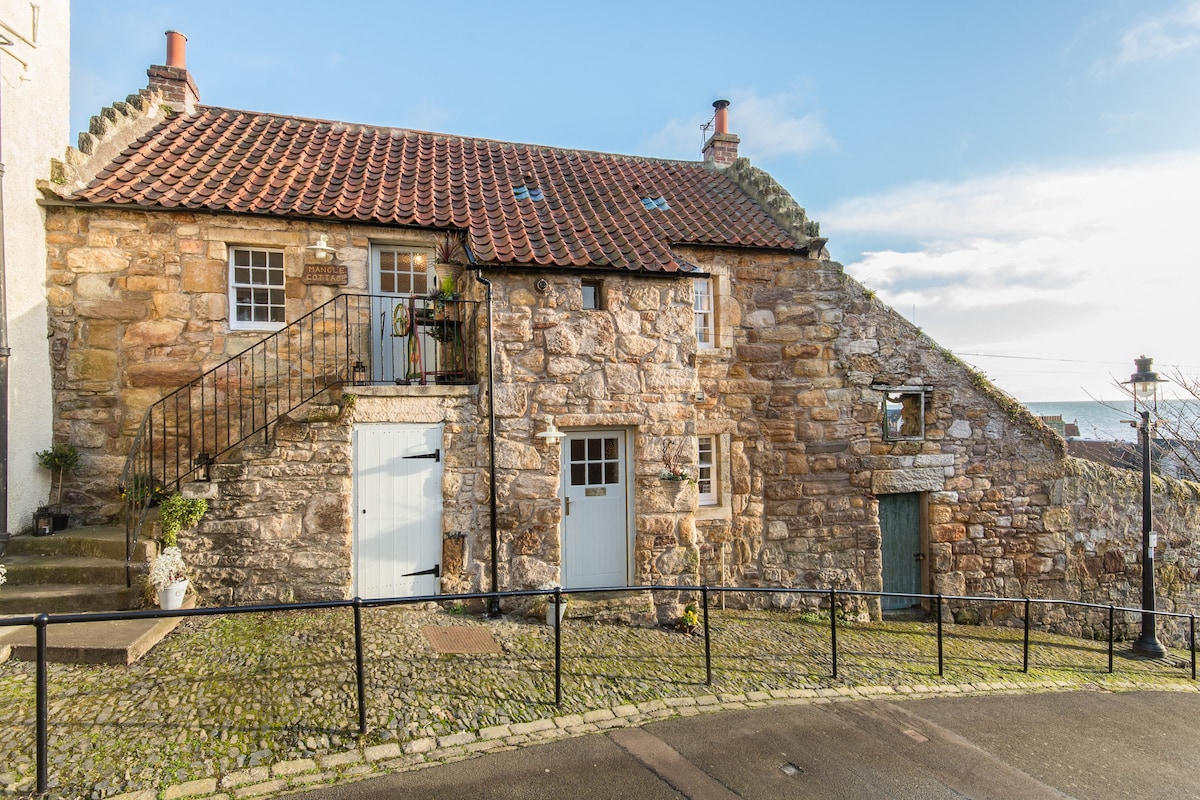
top-left (353, 424), bottom-right (443, 598)
top-left (370, 246), bottom-right (433, 383)
top-left (561, 430), bottom-right (630, 589)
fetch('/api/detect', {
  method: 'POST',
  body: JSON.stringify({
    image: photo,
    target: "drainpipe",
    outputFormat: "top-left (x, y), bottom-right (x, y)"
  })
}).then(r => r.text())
top-left (473, 268), bottom-right (501, 617)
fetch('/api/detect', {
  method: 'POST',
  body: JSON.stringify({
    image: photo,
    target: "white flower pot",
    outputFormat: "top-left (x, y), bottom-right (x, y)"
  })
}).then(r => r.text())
top-left (158, 578), bottom-right (188, 610)
top-left (546, 599), bottom-right (568, 626)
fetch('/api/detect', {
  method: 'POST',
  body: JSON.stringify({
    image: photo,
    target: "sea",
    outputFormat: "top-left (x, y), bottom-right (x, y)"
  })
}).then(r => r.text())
top-left (1023, 400), bottom-right (1200, 443)
top-left (1023, 401), bottom-right (1138, 442)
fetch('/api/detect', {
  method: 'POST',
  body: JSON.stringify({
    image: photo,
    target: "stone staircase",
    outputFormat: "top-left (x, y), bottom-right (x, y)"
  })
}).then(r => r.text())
top-left (0, 525), bottom-right (153, 615)
top-left (0, 524), bottom-right (190, 666)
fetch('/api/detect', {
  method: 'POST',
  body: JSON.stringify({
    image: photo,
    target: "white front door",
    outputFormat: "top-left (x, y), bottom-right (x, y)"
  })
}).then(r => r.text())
top-left (562, 430), bottom-right (630, 589)
top-left (370, 245), bottom-right (434, 383)
top-left (353, 424), bottom-right (443, 598)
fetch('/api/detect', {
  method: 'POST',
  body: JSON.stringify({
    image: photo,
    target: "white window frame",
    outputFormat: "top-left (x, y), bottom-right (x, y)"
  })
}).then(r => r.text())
top-left (694, 277), bottom-right (715, 349)
top-left (372, 245), bottom-right (433, 297)
top-left (698, 435), bottom-right (717, 506)
top-left (229, 246), bottom-right (286, 331)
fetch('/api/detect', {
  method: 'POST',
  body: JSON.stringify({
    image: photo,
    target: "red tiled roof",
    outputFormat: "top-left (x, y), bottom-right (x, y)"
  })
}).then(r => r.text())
top-left (67, 107), bottom-right (803, 272)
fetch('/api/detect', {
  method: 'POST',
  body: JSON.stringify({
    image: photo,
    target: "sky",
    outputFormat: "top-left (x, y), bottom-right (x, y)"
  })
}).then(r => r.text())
top-left (69, 1), bottom-right (1200, 402)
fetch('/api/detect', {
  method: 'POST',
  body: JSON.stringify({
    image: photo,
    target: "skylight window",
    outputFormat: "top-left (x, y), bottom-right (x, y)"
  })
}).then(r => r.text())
top-left (641, 196), bottom-right (670, 211)
top-left (513, 185), bottom-right (544, 201)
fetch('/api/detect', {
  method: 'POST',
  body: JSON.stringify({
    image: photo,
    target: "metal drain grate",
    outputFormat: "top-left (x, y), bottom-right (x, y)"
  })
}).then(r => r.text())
top-left (422, 626), bottom-right (503, 654)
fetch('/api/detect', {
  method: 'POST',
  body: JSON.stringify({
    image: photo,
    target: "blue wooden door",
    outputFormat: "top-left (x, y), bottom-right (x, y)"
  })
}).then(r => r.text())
top-left (880, 493), bottom-right (922, 610)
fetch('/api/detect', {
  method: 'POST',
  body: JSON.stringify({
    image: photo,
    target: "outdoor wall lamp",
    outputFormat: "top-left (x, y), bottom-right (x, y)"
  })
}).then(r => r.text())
top-left (1121, 355), bottom-right (1168, 659)
top-left (535, 415), bottom-right (566, 444)
top-left (306, 234), bottom-right (337, 263)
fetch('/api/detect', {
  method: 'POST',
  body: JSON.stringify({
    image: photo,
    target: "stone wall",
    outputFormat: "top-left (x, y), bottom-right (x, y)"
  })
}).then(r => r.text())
top-left (484, 272), bottom-right (700, 596)
top-left (182, 386), bottom-right (482, 604)
top-left (42, 206), bottom-right (451, 521)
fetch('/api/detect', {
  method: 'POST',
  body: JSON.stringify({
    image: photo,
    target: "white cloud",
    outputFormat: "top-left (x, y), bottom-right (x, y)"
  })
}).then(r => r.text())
top-left (822, 152), bottom-right (1200, 401)
top-left (1116, 0), bottom-right (1200, 65)
top-left (643, 89), bottom-right (834, 162)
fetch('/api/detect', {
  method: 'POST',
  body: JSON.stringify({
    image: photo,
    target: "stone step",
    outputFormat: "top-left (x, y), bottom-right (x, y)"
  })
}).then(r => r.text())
top-left (563, 589), bottom-right (658, 626)
top-left (2, 553), bottom-right (129, 586)
top-left (0, 583), bottom-right (143, 615)
top-left (0, 591), bottom-right (193, 664)
top-left (4, 525), bottom-right (156, 562)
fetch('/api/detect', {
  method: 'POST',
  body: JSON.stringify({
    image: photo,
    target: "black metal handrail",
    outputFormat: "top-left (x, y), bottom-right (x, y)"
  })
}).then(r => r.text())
top-left (4, 584), bottom-right (1197, 797)
top-left (119, 293), bottom-right (478, 575)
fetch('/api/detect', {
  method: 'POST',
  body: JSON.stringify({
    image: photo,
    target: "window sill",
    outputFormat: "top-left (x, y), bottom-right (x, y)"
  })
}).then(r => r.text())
top-left (696, 504), bottom-right (731, 523)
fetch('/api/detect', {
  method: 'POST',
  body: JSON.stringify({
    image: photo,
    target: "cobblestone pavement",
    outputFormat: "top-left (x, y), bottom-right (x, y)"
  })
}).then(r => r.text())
top-left (1, 603), bottom-right (1196, 799)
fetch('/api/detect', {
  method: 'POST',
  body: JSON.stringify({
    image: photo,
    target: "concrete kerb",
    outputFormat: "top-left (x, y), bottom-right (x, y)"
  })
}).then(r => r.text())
top-left (105, 679), bottom-right (1196, 800)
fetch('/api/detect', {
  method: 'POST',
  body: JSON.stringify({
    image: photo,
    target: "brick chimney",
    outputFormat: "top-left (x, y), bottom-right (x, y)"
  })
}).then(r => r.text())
top-left (147, 30), bottom-right (200, 114)
top-left (702, 99), bottom-right (739, 166)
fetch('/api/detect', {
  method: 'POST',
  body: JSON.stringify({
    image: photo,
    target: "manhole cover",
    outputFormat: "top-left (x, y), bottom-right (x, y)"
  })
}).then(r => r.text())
top-left (422, 626), bottom-right (502, 654)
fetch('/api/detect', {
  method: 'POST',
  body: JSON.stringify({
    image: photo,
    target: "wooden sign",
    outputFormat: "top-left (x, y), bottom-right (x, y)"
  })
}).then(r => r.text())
top-left (302, 263), bottom-right (348, 285)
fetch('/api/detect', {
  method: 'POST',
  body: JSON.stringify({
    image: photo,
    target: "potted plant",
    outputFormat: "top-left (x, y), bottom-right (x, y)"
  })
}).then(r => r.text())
top-left (433, 231), bottom-right (466, 282)
top-left (148, 494), bottom-right (207, 610)
top-left (35, 443), bottom-right (79, 532)
top-left (658, 439), bottom-right (695, 504)
top-left (148, 546), bottom-right (188, 610)
top-left (429, 275), bottom-right (462, 322)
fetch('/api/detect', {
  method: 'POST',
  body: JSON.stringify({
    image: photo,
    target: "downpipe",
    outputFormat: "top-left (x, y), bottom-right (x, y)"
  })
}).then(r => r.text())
top-left (473, 269), bottom-right (501, 617)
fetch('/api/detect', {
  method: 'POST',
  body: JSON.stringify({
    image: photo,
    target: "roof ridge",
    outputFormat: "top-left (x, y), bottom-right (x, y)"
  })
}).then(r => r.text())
top-left (45, 89), bottom-right (174, 196)
top-left (191, 104), bottom-right (710, 170)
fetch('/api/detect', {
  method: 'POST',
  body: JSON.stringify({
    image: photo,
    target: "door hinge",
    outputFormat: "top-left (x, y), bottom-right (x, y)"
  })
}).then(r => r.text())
top-left (402, 564), bottom-right (441, 578)
top-left (403, 449), bottom-right (441, 462)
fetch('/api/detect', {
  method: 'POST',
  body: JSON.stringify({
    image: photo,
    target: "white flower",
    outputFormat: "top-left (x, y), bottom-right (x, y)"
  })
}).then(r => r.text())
top-left (0, 562), bottom-right (6, 588)
top-left (148, 546), bottom-right (186, 589)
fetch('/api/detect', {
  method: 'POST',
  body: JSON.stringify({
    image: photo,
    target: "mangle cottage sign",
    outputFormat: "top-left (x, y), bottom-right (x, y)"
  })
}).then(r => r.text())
top-left (302, 263), bottom-right (348, 285)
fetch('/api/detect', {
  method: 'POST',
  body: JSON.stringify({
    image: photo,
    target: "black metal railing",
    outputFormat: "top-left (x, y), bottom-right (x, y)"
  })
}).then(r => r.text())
top-left (119, 294), bottom-right (478, 572)
top-left (3, 584), bottom-right (1196, 797)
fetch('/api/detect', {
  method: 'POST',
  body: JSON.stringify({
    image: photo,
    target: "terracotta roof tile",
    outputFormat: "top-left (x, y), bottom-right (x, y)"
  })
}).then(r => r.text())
top-left (67, 107), bottom-right (804, 272)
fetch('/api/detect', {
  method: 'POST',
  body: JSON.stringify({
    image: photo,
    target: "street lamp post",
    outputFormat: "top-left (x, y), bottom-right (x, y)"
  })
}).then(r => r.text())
top-left (1123, 355), bottom-right (1167, 659)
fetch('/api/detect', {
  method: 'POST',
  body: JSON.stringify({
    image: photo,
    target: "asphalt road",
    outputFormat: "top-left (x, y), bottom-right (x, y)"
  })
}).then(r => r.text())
top-left (284, 691), bottom-right (1200, 799)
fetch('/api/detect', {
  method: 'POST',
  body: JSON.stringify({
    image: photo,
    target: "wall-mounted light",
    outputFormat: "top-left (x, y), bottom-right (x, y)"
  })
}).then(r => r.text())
top-left (306, 234), bottom-right (337, 263)
top-left (535, 415), bottom-right (566, 444)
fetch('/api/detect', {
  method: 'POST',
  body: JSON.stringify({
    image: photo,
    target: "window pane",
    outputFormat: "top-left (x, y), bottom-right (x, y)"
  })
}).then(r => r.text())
top-left (587, 439), bottom-right (601, 459)
top-left (571, 439), bottom-right (584, 460)
top-left (268, 251), bottom-right (283, 268)
top-left (604, 438), bottom-right (617, 459)
top-left (571, 464), bottom-right (585, 485)
top-left (380, 273), bottom-right (394, 294)
top-left (235, 267), bottom-right (250, 283)
top-left (588, 463), bottom-right (601, 484)
top-left (234, 249), bottom-right (250, 267)
top-left (251, 250), bottom-right (266, 267)
top-left (604, 463), bottom-right (618, 484)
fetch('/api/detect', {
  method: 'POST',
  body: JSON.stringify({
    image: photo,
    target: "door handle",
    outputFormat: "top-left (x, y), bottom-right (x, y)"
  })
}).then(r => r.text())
top-left (402, 564), bottom-right (441, 578)
top-left (403, 449), bottom-right (441, 462)
top-left (913, 552), bottom-right (925, 561)
top-left (564, 497), bottom-right (571, 516)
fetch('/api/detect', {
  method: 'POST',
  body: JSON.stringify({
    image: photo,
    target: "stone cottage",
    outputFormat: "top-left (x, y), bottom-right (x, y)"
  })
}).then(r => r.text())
top-left (39, 34), bottom-right (1200, 633)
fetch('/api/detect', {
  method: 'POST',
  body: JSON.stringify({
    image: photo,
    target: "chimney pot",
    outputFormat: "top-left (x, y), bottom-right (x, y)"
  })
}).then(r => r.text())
top-left (165, 30), bottom-right (187, 69)
top-left (713, 99), bottom-right (730, 135)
